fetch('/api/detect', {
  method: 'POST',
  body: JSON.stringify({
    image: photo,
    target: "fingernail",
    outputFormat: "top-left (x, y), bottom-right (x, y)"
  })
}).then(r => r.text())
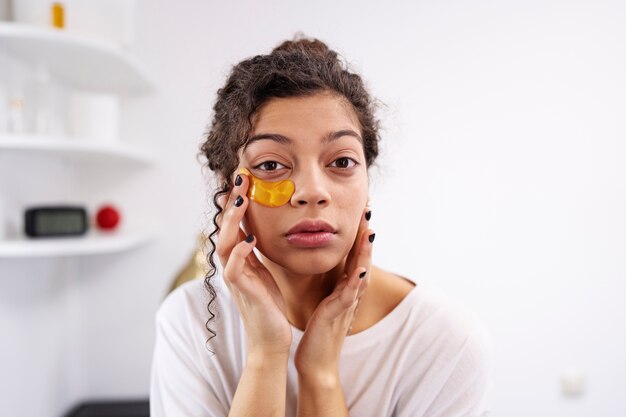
top-left (234, 195), bottom-right (244, 207)
top-left (234, 175), bottom-right (242, 186)
top-left (365, 210), bottom-right (372, 221)
top-left (368, 233), bottom-right (376, 243)
top-left (359, 270), bottom-right (367, 279)
top-left (245, 234), bottom-right (254, 243)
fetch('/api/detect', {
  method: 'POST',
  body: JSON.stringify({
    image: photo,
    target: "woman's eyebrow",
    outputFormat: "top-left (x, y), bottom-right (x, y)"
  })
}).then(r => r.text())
top-left (325, 129), bottom-right (362, 143)
top-left (246, 133), bottom-right (291, 145)
top-left (246, 129), bottom-right (362, 146)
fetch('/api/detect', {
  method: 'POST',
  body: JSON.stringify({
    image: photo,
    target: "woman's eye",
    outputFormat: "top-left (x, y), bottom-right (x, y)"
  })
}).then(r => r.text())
top-left (329, 157), bottom-right (357, 169)
top-left (254, 160), bottom-right (286, 171)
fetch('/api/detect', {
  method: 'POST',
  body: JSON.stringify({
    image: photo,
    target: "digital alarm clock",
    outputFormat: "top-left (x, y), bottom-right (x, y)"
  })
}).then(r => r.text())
top-left (24, 206), bottom-right (88, 238)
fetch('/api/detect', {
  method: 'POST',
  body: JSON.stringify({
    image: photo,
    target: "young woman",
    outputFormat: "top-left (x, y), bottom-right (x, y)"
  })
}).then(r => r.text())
top-left (150, 37), bottom-right (493, 417)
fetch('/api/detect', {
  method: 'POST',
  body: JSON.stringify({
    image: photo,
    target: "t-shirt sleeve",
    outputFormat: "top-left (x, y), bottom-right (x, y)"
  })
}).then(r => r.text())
top-left (422, 324), bottom-right (494, 417)
top-left (396, 308), bottom-right (494, 417)
top-left (150, 287), bottom-right (229, 417)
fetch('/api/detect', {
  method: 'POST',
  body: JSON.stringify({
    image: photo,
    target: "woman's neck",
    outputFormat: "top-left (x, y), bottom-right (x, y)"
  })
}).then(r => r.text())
top-left (259, 255), bottom-right (347, 330)
top-left (256, 259), bottom-right (415, 337)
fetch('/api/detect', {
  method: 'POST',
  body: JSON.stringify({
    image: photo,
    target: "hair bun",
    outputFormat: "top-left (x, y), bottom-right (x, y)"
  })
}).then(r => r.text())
top-left (271, 33), bottom-right (333, 57)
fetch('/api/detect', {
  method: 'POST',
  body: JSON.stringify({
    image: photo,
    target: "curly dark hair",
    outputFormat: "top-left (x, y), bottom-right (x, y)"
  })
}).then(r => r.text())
top-left (199, 35), bottom-right (381, 347)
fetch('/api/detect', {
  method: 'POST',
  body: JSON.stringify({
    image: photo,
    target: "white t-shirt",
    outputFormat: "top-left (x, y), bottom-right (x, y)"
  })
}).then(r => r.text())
top-left (150, 276), bottom-right (494, 417)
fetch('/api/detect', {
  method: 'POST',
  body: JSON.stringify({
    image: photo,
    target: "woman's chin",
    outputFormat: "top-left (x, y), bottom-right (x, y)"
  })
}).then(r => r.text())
top-left (290, 263), bottom-right (337, 276)
top-left (264, 253), bottom-right (345, 277)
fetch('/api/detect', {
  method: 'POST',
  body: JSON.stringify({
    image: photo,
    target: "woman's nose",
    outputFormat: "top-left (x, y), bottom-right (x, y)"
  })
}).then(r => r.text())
top-left (290, 169), bottom-right (331, 207)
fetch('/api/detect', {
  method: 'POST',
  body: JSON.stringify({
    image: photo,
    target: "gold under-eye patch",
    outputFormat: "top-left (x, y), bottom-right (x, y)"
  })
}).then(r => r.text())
top-left (238, 167), bottom-right (295, 208)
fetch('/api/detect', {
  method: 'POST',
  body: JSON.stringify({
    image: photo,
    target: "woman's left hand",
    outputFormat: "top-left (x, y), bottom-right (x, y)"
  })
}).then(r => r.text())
top-left (294, 208), bottom-right (374, 379)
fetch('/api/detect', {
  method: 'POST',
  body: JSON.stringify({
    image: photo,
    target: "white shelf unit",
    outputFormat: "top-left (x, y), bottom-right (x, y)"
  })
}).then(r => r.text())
top-left (0, 133), bottom-right (157, 167)
top-left (0, 22), bottom-right (154, 95)
top-left (0, 231), bottom-right (154, 258)
top-left (0, 22), bottom-right (157, 258)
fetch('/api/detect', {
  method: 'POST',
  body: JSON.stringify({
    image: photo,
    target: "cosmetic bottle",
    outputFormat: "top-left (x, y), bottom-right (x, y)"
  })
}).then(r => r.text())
top-left (51, 2), bottom-right (64, 29)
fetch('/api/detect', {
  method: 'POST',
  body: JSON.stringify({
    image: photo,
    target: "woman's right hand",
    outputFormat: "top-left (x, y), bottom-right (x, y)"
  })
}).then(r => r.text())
top-left (216, 172), bottom-right (293, 358)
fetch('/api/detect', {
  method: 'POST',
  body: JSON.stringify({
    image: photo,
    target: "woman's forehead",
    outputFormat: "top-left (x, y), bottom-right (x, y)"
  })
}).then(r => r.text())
top-left (250, 92), bottom-right (361, 135)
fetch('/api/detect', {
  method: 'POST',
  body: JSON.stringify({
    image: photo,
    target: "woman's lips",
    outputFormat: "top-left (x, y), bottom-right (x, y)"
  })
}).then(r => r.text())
top-left (285, 219), bottom-right (336, 247)
top-left (285, 231), bottom-right (335, 247)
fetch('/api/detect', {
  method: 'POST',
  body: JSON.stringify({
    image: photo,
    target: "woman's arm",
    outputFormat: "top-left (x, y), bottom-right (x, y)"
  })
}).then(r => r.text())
top-left (229, 351), bottom-right (289, 417)
top-left (297, 371), bottom-right (349, 417)
top-left (218, 173), bottom-right (293, 417)
top-left (295, 210), bottom-right (374, 416)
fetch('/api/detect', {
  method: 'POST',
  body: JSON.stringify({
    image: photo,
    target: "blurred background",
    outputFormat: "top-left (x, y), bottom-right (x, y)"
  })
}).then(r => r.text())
top-left (0, 0), bottom-right (624, 416)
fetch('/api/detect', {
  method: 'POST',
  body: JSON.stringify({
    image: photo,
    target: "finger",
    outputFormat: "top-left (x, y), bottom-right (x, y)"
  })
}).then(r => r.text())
top-left (222, 234), bottom-right (256, 287)
top-left (351, 228), bottom-right (375, 299)
top-left (215, 172), bottom-right (251, 266)
top-left (227, 227), bottom-right (270, 286)
top-left (323, 267), bottom-right (365, 318)
top-left (216, 168), bottom-right (251, 224)
top-left (215, 189), bottom-right (235, 231)
top-left (345, 207), bottom-right (371, 273)
top-left (346, 225), bottom-right (374, 279)
top-left (238, 231), bottom-right (266, 271)
top-left (217, 172), bottom-right (248, 226)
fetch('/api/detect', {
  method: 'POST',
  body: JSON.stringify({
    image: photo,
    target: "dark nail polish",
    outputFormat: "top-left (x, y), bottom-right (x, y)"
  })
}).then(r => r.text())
top-left (359, 271), bottom-right (367, 279)
top-left (234, 175), bottom-right (242, 186)
top-left (245, 234), bottom-right (254, 243)
top-left (234, 195), bottom-right (244, 207)
top-left (365, 210), bottom-right (372, 221)
top-left (368, 233), bottom-right (376, 243)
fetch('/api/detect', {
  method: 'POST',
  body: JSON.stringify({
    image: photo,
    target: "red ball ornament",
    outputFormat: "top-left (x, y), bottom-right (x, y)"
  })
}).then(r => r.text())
top-left (96, 205), bottom-right (121, 230)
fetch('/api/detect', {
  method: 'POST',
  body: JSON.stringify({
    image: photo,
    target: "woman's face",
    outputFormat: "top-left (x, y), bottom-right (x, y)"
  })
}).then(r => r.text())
top-left (239, 91), bottom-right (369, 275)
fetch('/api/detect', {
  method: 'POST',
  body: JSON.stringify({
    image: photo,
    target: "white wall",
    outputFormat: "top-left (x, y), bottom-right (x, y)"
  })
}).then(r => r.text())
top-left (1, 0), bottom-right (625, 416)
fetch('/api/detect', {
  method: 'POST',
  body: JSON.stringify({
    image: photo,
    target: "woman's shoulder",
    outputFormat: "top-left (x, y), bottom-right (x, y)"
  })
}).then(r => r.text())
top-left (408, 281), bottom-right (494, 410)
top-left (155, 276), bottom-right (242, 341)
top-left (157, 278), bottom-right (209, 323)
top-left (371, 268), bottom-right (492, 355)
top-left (399, 277), bottom-right (490, 343)
top-left (349, 268), bottom-right (492, 354)
top-left (151, 276), bottom-right (247, 412)
top-left (400, 278), bottom-right (494, 374)
top-left (368, 267), bottom-right (485, 335)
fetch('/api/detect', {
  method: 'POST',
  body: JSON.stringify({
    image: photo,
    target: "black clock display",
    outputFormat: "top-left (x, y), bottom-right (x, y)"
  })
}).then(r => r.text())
top-left (25, 206), bottom-right (88, 237)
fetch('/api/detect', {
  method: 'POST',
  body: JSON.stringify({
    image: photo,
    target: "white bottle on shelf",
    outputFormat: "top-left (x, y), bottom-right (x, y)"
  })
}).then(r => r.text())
top-left (4, 53), bottom-right (28, 134)
top-left (31, 69), bottom-right (68, 137)
top-left (7, 93), bottom-right (25, 134)
top-left (30, 67), bottom-right (53, 135)
top-left (67, 91), bottom-right (119, 143)
top-left (11, 0), bottom-right (53, 28)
